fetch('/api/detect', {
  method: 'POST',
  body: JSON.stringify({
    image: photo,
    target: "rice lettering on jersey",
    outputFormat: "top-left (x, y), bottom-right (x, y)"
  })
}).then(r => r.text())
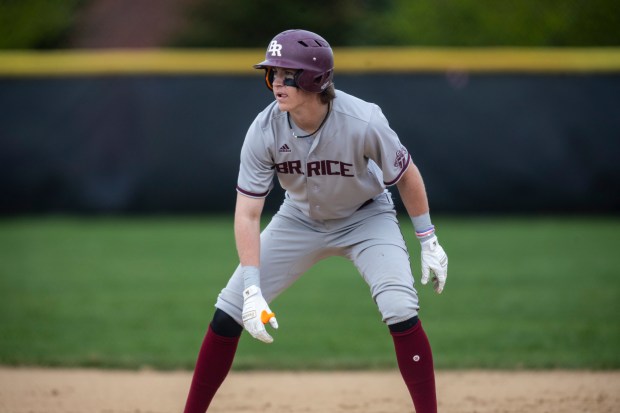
top-left (274, 160), bottom-right (354, 177)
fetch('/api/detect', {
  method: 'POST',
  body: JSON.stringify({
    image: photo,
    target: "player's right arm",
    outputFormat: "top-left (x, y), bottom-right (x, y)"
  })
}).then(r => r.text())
top-left (234, 192), bottom-right (264, 267)
top-left (234, 192), bottom-right (279, 343)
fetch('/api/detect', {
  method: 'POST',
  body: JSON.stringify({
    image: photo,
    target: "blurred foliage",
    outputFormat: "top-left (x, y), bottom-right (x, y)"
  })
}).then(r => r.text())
top-left (174, 0), bottom-right (620, 47)
top-left (173, 0), bottom-right (387, 48)
top-left (0, 0), bottom-right (618, 49)
top-left (0, 0), bottom-right (85, 49)
top-left (365, 0), bottom-right (620, 47)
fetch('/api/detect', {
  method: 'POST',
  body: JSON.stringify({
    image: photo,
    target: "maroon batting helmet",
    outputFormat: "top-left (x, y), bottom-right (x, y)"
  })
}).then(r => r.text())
top-left (254, 29), bottom-right (334, 93)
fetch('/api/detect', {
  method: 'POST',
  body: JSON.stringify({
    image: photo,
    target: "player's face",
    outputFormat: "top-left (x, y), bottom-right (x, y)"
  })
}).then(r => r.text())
top-left (271, 67), bottom-right (310, 112)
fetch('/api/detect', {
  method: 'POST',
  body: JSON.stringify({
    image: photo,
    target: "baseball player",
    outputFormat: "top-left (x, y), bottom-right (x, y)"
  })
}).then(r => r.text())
top-left (184, 29), bottom-right (448, 413)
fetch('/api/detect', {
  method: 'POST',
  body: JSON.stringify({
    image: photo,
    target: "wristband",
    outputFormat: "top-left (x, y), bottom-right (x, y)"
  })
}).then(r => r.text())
top-left (241, 266), bottom-right (260, 290)
top-left (411, 213), bottom-right (435, 242)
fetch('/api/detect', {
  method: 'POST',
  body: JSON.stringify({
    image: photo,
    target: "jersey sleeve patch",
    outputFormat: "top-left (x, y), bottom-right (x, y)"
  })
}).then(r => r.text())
top-left (384, 150), bottom-right (411, 186)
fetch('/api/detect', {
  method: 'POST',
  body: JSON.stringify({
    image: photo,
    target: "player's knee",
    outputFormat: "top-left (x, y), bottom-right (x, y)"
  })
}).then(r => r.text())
top-left (211, 308), bottom-right (243, 338)
top-left (375, 290), bottom-right (419, 326)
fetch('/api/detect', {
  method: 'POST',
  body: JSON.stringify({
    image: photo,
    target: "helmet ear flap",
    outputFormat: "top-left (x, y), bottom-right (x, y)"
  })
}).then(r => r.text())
top-left (313, 69), bottom-right (333, 91)
top-left (297, 69), bottom-right (333, 93)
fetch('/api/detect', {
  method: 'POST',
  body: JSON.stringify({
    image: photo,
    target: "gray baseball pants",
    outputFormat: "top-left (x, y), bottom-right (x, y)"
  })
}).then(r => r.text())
top-left (215, 193), bottom-right (420, 327)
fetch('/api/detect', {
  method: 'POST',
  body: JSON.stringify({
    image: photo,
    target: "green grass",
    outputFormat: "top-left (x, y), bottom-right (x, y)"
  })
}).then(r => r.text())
top-left (0, 215), bottom-right (618, 371)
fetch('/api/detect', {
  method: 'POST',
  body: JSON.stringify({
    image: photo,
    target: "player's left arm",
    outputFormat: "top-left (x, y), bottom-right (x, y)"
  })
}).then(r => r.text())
top-left (395, 162), bottom-right (429, 218)
top-left (396, 163), bottom-right (449, 293)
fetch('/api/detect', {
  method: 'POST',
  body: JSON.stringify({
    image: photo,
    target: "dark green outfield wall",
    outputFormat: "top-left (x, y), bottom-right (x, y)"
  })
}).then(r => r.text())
top-left (1, 73), bottom-right (618, 214)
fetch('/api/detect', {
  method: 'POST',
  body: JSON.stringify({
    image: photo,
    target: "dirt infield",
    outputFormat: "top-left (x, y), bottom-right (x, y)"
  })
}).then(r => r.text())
top-left (0, 368), bottom-right (618, 413)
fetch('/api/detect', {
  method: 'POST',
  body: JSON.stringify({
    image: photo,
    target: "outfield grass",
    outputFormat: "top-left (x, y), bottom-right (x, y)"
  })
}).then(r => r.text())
top-left (0, 215), bottom-right (618, 370)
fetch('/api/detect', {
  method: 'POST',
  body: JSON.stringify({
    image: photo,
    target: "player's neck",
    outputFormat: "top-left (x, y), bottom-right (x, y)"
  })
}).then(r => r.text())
top-left (288, 100), bottom-right (329, 134)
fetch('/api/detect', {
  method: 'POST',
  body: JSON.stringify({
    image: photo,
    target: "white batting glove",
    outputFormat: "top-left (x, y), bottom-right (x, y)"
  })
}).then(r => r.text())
top-left (242, 285), bottom-right (278, 343)
top-left (420, 235), bottom-right (448, 293)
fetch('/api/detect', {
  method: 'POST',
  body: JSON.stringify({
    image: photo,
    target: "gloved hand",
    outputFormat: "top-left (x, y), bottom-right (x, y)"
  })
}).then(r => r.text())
top-left (420, 235), bottom-right (448, 293)
top-left (242, 285), bottom-right (278, 343)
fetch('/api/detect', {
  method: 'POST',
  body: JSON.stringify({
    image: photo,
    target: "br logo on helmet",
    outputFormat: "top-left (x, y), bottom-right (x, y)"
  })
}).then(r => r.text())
top-left (267, 40), bottom-right (283, 57)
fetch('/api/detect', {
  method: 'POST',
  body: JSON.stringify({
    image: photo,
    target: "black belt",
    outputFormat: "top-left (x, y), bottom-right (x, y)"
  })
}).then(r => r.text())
top-left (357, 198), bottom-right (374, 210)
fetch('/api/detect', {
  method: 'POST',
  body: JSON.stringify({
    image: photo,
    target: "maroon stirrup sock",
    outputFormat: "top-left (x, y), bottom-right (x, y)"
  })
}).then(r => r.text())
top-left (183, 325), bottom-right (240, 413)
top-left (390, 320), bottom-right (437, 413)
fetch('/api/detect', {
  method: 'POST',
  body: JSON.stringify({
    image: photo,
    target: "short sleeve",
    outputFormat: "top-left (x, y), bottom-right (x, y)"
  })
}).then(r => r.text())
top-left (364, 105), bottom-right (411, 186)
top-left (236, 118), bottom-right (275, 198)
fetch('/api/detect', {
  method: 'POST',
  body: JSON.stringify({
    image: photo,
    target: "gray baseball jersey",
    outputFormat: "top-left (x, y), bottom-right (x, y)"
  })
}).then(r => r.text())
top-left (236, 89), bottom-right (411, 220)
top-left (217, 89), bottom-right (420, 327)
